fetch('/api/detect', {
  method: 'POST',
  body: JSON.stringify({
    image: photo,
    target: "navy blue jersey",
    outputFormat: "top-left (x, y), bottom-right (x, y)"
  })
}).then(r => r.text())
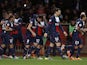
top-left (72, 18), bottom-right (85, 46)
top-left (1, 21), bottom-right (14, 44)
top-left (26, 18), bottom-right (37, 44)
top-left (6, 21), bottom-right (18, 35)
top-left (26, 18), bottom-right (37, 37)
top-left (36, 21), bottom-right (46, 36)
top-left (75, 18), bottom-right (85, 30)
top-left (46, 15), bottom-right (64, 35)
top-left (1, 19), bottom-right (8, 33)
top-left (73, 18), bottom-right (85, 39)
top-left (45, 15), bottom-right (64, 43)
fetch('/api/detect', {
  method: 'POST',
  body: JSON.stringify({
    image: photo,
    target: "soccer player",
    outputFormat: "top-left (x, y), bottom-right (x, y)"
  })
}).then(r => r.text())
top-left (34, 15), bottom-right (46, 59)
top-left (23, 15), bottom-right (37, 59)
top-left (0, 11), bottom-right (11, 58)
top-left (44, 8), bottom-right (67, 60)
top-left (2, 15), bottom-right (18, 59)
top-left (76, 12), bottom-right (86, 22)
top-left (14, 13), bottom-right (24, 48)
top-left (72, 14), bottom-right (87, 60)
top-left (65, 44), bottom-right (75, 60)
top-left (65, 20), bottom-right (76, 60)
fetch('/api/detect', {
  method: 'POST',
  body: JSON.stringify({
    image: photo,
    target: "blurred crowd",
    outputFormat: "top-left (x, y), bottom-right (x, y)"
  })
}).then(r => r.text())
top-left (0, 0), bottom-right (87, 23)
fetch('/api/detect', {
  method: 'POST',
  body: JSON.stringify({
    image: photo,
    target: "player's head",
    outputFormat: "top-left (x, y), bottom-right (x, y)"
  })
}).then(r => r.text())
top-left (9, 15), bottom-right (15, 22)
top-left (80, 12), bottom-right (86, 16)
top-left (54, 8), bottom-right (61, 16)
top-left (37, 15), bottom-right (43, 22)
top-left (80, 14), bottom-right (86, 21)
top-left (70, 20), bottom-right (76, 26)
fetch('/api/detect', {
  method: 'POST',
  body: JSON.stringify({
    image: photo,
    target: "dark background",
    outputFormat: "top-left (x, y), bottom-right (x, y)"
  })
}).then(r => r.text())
top-left (0, 0), bottom-right (87, 23)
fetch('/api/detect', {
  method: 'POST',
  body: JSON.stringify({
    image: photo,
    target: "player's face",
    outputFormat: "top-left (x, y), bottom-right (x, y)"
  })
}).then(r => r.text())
top-left (56, 10), bottom-right (61, 16)
top-left (10, 16), bottom-right (15, 22)
top-left (37, 17), bottom-right (42, 22)
top-left (83, 16), bottom-right (86, 21)
top-left (71, 21), bottom-right (75, 25)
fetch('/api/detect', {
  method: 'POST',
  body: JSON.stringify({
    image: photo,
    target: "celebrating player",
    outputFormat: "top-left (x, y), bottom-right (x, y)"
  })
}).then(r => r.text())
top-left (44, 8), bottom-right (67, 60)
top-left (72, 14), bottom-right (87, 60)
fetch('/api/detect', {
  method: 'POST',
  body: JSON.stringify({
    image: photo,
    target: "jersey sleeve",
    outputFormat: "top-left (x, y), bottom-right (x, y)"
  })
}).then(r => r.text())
top-left (59, 24), bottom-right (64, 32)
top-left (44, 18), bottom-right (52, 34)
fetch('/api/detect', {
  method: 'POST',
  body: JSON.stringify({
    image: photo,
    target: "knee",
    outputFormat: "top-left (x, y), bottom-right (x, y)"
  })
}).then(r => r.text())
top-left (56, 42), bottom-right (61, 47)
top-left (9, 44), bottom-right (14, 48)
top-left (74, 46), bottom-right (78, 49)
top-left (25, 45), bottom-right (30, 48)
top-left (50, 43), bottom-right (54, 47)
top-left (37, 45), bottom-right (41, 48)
top-left (1, 44), bottom-right (6, 48)
top-left (79, 45), bottom-right (83, 48)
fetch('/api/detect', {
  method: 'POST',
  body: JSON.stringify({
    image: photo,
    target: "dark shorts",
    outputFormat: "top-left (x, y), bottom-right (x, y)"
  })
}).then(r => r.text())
top-left (72, 38), bottom-right (82, 46)
top-left (72, 30), bottom-right (83, 46)
top-left (25, 31), bottom-right (35, 45)
top-left (12, 34), bottom-right (24, 44)
top-left (2, 33), bottom-right (13, 44)
top-left (34, 36), bottom-right (43, 45)
top-left (65, 45), bottom-right (74, 50)
top-left (50, 33), bottom-right (61, 43)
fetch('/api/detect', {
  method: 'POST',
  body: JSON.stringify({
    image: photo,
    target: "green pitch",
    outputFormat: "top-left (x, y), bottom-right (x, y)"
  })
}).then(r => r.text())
top-left (0, 57), bottom-right (87, 65)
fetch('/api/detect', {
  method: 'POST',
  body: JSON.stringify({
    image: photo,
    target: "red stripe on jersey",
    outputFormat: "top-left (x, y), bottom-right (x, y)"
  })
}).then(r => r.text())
top-left (56, 26), bottom-right (60, 32)
top-left (37, 27), bottom-right (43, 36)
top-left (31, 28), bottom-right (36, 37)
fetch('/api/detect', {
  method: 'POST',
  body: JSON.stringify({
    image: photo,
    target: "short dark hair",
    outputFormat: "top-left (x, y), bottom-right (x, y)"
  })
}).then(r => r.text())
top-left (54, 8), bottom-right (61, 13)
top-left (9, 15), bottom-right (14, 20)
top-left (37, 15), bottom-right (43, 21)
top-left (37, 15), bottom-right (43, 19)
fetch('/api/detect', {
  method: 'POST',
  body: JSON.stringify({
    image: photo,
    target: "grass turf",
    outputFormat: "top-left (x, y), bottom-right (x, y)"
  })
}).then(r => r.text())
top-left (0, 56), bottom-right (87, 65)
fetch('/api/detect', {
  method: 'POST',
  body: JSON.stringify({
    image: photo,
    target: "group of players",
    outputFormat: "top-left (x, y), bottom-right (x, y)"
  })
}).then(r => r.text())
top-left (0, 8), bottom-right (87, 60)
